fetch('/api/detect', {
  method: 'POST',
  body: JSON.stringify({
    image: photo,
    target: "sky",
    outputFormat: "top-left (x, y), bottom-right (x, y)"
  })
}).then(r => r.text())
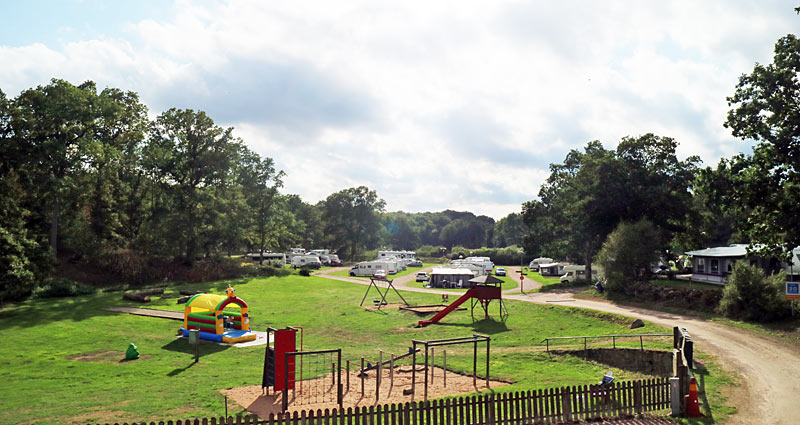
top-left (1, 1), bottom-right (797, 219)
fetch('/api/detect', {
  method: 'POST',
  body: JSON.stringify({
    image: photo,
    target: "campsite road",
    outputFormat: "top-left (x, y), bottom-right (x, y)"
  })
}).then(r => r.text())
top-left (314, 267), bottom-right (800, 424)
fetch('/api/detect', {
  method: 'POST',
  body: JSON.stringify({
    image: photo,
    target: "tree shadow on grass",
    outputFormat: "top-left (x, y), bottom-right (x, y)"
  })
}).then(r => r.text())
top-left (425, 319), bottom-right (509, 334)
top-left (0, 294), bottom-right (119, 331)
top-left (161, 337), bottom-right (231, 356)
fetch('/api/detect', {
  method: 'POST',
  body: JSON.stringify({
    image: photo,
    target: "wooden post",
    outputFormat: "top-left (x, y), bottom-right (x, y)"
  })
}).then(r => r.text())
top-left (473, 340), bottom-right (478, 388)
top-left (443, 350), bottom-right (447, 388)
top-left (377, 350), bottom-right (382, 402)
top-left (431, 348), bottom-right (435, 384)
top-left (562, 387), bottom-right (571, 422)
top-left (634, 380), bottom-right (643, 415)
top-left (390, 353), bottom-right (395, 388)
top-left (346, 360), bottom-right (350, 392)
top-left (485, 337), bottom-right (490, 388)
top-left (678, 365), bottom-right (689, 415)
top-left (361, 357), bottom-right (365, 397)
top-left (424, 345), bottom-right (429, 401)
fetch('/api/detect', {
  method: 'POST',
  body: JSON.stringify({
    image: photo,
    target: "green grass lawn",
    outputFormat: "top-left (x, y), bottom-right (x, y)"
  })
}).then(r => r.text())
top-left (526, 272), bottom-right (562, 290)
top-left (0, 274), bottom-right (732, 424)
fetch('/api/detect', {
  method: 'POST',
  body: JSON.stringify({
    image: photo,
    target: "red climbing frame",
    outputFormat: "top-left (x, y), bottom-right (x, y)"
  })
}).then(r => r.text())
top-left (417, 284), bottom-right (506, 327)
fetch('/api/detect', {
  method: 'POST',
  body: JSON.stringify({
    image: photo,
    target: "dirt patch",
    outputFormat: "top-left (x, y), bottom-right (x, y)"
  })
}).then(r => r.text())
top-left (66, 350), bottom-right (152, 363)
top-left (221, 366), bottom-right (509, 418)
top-left (361, 303), bottom-right (407, 311)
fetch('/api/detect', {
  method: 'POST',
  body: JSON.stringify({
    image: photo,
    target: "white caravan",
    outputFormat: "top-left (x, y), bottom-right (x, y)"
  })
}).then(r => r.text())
top-left (291, 255), bottom-right (322, 269)
top-left (529, 257), bottom-right (554, 271)
top-left (377, 250), bottom-right (416, 260)
top-left (559, 265), bottom-right (603, 284)
top-left (350, 260), bottom-right (401, 276)
top-left (246, 252), bottom-right (287, 266)
top-left (451, 257), bottom-right (494, 274)
top-left (539, 262), bottom-right (566, 276)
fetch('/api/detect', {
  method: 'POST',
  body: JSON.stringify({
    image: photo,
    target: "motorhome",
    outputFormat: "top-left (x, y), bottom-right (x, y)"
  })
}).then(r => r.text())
top-left (246, 252), bottom-right (287, 266)
top-left (377, 250), bottom-right (416, 260)
top-left (349, 260), bottom-right (400, 277)
top-left (529, 257), bottom-right (554, 271)
top-left (539, 262), bottom-right (566, 276)
top-left (559, 265), bottom-right (603, 284)
top-left (286, 247), bottom-right (308, 264)
top-left (291, 255), bottom-right (322, 269)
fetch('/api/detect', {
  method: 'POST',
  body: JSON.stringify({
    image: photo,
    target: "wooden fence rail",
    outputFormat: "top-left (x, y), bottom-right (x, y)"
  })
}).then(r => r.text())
top-left (92, 378), bottom-right (670, 425)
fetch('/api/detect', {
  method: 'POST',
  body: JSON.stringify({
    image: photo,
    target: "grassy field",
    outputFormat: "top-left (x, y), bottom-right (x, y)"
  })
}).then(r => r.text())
top-left (526, 271), bottom-right (562, 290)
top-left (0, 273), bottom-right (732, 424)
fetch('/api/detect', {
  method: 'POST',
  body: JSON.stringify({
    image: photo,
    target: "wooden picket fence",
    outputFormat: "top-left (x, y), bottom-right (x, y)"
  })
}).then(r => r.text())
top-left (93, 378), bottom-right (670, 425)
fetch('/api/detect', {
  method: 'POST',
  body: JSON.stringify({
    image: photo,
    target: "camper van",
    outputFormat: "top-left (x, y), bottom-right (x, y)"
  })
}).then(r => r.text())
top-left (291, 255), bottom-right (322, 269)
top-left (246, 252), bottom-right (287, 266)
top-left (559, 265), bottom-right (603, 284)
top-left (529, 257), bottom-right (554, 272)
top-left (349, 260), bottom-right (399, 276)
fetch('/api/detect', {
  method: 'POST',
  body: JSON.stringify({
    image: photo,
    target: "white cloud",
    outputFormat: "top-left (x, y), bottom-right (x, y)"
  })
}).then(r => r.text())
top-left (0, 0), bottom-right (797, 218)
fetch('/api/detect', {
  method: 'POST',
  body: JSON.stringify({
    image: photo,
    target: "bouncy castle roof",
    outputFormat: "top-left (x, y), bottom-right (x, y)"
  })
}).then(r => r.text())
top-left (186, 294), bottom-right (241, 311)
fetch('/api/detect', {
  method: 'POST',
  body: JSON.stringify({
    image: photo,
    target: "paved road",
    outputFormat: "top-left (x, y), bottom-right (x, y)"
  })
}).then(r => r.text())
top-left (315, 267), bottom-right (800, 424)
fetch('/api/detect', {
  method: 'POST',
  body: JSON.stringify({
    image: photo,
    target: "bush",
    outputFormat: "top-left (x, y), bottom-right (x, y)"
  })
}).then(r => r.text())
top-left (596, 220), bottom-right (661, 292)
top-left (298, 268), bottom-right (311, 276)
top-left (718, 262), bottom-right (792, 322)
top-left (32, 278), bottom-right (97, 299)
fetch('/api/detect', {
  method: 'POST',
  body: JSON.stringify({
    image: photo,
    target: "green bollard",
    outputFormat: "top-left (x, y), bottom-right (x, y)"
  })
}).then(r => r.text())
top-left (125, 343), bottom-right (140, 360)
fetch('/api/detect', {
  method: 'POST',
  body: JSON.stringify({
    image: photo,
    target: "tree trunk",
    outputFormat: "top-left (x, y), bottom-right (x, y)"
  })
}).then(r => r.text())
top-left (50, 194), bottom-right (60, 259)
top-left (585, 240), bottom-right (593, 283)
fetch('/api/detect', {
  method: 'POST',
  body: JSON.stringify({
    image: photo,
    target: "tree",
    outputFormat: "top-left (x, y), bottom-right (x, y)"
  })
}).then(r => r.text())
top-left (523, 136), bottom-right (698, 278)
top-left (492, 212), bottom-right (528, 248)
top-left (238, 148), bottom-right (285, 262)
top-left (322, 186), bottom-right (385, 260)
top-left (383, 212), bottom-right (420, 250)
top-left (724, 32), bottom-right (800, 259)
top-left (596, 219), bottom-right (662, 291)
top-left (145, 108), bottom-right (242, 261)
top-left (8, 79), bottom-right (101, 258)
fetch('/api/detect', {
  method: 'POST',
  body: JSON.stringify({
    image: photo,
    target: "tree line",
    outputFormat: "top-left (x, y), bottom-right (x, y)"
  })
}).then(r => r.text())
top-left (0, 81), bottom-right (517, 301)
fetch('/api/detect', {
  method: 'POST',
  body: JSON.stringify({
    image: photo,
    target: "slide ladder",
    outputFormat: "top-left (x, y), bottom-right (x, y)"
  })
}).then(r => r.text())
top-left (418, 288), bottom-right (477, 327)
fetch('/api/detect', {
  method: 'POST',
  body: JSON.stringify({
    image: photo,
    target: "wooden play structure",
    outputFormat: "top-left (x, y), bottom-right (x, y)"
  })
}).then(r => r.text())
top-left (179, 285), bottom-right (256, 343)
top-left (417, 275), bottom-right (508, 327)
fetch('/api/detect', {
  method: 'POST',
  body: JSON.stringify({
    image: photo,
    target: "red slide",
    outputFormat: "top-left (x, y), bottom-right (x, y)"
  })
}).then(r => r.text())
top-left (418, 288), bottom-right (477, 327)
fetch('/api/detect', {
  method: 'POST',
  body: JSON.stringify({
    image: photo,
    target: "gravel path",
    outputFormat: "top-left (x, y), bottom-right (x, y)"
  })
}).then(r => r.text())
top-left (314, 267), bottom-right (800, 424)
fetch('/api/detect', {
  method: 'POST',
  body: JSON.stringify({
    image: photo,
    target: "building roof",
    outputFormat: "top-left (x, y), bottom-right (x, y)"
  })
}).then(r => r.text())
top-left (685, 244), bottom-right (750, 257)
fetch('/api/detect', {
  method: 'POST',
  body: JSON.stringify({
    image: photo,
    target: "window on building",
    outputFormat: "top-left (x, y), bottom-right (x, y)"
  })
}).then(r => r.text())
top-left (711, 259), bottom-right (719, 274)
top-left (727, 262), bottom-right (732, 273)
top-left (697, 258), bottom-right (705, 273)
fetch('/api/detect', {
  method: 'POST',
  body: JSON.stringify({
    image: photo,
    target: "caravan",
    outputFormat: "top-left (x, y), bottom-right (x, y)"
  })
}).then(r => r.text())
top-left (539, 262), bottom-right (566, 276)
top-left (246, 252), bottom-right (287, 266)
top-left (450, 257), bottom-right (494, 275)
top-left (349, 260), bottom-right (400, 276)
top-left (529, 257), bottom-right (554, 272)
top-left (559, 265), bottom-right (603, 284)
top-left (291, 255), bottom-right (322, 269)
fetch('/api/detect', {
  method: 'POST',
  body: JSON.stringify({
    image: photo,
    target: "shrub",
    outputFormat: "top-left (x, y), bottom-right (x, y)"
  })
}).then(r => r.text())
top-left (299, 268), bottom-right (311, 276)
top-left (718, 262), bottom-right (792, 322)
top-left (32, 278), bottom-right (97, 299)
top-left (596, 220), bottom-right (661, 292)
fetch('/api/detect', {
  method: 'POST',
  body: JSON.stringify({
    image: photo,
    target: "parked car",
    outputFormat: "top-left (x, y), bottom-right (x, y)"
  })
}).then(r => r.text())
top-left (373, 270), bottom-right (387, 279)
top-left (408, 260), bottom-right (423, 267)
top-left (416, 272), bottom-right (429, 282)
top-left (495, 267), bottom-right (506, 276)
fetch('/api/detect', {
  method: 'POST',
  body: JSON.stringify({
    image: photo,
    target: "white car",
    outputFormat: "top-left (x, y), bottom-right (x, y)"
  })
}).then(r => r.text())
top-left (416, 272), bottom-right (429, 282)
top-left (495, 267), bottom-right (506, 276)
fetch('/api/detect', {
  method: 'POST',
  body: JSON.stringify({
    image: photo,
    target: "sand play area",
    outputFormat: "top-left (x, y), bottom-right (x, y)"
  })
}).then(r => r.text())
top-left (221, 365), bottom-right (509, 418)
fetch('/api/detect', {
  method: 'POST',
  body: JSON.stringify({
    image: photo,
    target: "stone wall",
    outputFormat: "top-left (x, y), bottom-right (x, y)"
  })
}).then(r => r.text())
top-left (555, 348), bottom-right (673, 376)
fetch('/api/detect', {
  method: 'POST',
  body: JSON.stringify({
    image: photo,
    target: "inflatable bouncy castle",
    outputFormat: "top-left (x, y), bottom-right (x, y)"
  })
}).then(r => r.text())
top-left (179, 285), bottom-right (256, 343)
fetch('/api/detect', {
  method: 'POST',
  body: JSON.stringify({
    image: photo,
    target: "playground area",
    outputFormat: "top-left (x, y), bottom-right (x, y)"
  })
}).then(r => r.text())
top-left (224, 364), bottom-right (509, 416)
